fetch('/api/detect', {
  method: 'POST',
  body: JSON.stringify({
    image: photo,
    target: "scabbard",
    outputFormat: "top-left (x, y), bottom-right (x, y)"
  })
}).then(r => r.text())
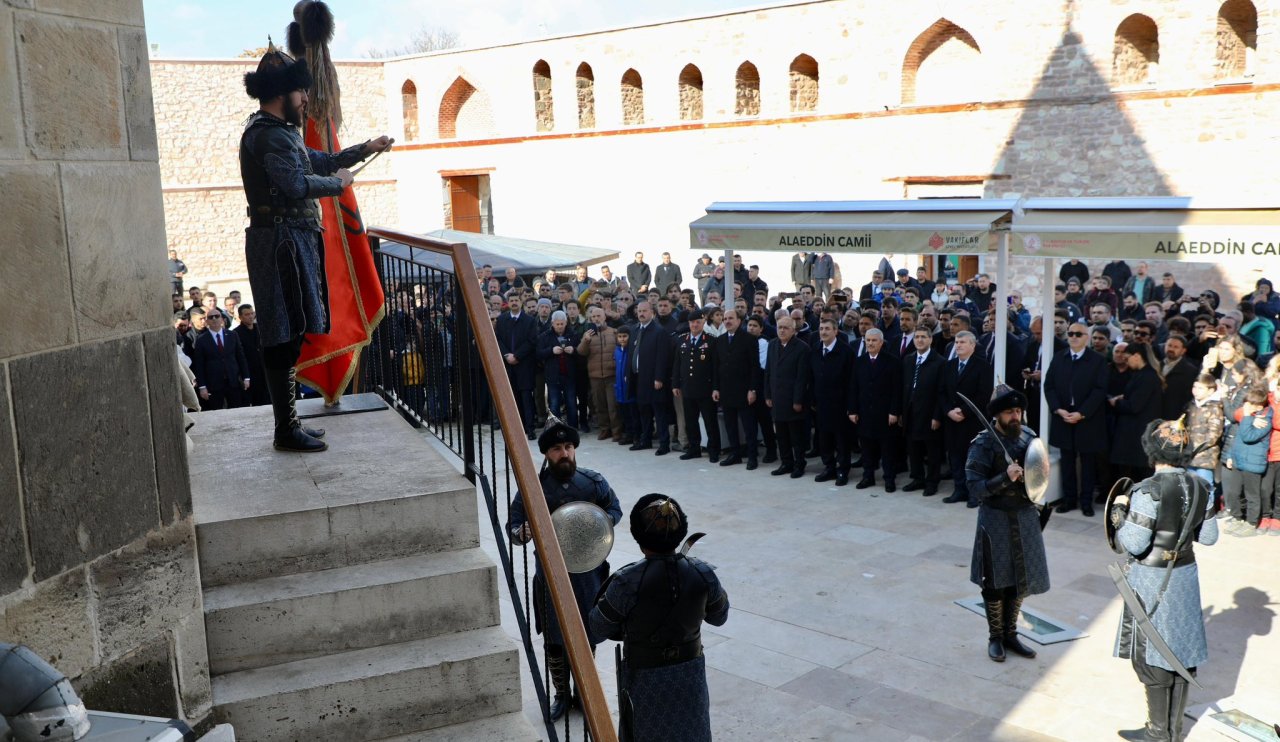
top-left (1108, 562), bottom-right (1202, 689)
top-left (616, 644), bottom-right (634, 742)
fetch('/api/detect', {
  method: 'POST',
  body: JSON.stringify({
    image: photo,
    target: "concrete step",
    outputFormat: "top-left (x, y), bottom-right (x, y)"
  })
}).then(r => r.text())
top-left (189, 407), bottom-right (478, 587)
top-left (212, 627), bottom-right (521, 742)
top-left (204, 549), bottom-right (501, 674)
top-left (375, 712), bottom-right (542, 741)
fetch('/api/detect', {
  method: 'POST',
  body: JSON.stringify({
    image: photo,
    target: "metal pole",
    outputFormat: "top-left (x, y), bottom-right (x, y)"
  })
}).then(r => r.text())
top-left (1040, 258), bottom-right (1055, 442)
top-left (994, 233), bottom-right (1009, 387)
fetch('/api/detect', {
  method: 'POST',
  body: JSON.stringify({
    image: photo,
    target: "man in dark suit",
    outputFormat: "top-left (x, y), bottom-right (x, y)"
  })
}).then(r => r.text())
top-left (901, 328), bottom-right (947, 495)
top-left (1043, 322), bottom-right (1110, 515)
top-left (495, 294), bottom-right (540, 439)
top-left (938, 331), bottom-right (993, 506)
top-left (764, 316), bottom-right (811, 478)
top-left (849, 328), bottom-right (902, 490)
top-left (627, 251), bottom-right (652, 294)
top-left (191, 310), bottom-right (250, 411)
top-left (1160, 334), bottom-right (1197, 420)
top-left (232, 304), bottom-right (271, 406)
top-left (714, 310), bottom-right (763, 469)
top-left (630, 301), bottom-right (674, 454)
top-left (811, 318), bottom-right (855, 486)
top-left (672, 309), bottom-right (720, 462)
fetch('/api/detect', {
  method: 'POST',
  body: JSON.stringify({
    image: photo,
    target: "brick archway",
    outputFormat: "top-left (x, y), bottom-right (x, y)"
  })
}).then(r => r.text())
top-left (901, 18), bottom-right (981, 105)
top-left (438, 77), bottom-right (476, 139)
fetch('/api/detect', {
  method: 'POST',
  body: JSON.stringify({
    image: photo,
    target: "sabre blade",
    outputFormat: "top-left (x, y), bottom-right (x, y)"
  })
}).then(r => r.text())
top-left (957, 392), bottom-right (1013, 466)
top-left (680, 532), bottom-right (706, 556)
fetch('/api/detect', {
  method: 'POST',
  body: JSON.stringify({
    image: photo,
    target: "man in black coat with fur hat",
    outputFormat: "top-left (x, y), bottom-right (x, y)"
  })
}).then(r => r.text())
top-left (239, 36), bottom-right (391, 451)
top-left (507, 418), bottom-right (623, 721)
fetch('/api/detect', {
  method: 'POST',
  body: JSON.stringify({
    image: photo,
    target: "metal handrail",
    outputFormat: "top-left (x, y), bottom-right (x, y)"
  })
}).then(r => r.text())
top-left (367, 227), bottom-right (617, 742)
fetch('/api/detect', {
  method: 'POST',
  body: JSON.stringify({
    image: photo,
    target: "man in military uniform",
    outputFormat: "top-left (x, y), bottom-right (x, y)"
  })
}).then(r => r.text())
top-left (507, 419), bottom-right (623, 720)
top-left (591, 495), bottom-right (729, 742)
top-left (1110, 419), bottom-right (1218, 742)
top-left (965, 384), bottom-right (1050, 663)
top-left (240, 42), bottom-right (391, 451)
top-left (672, 309), bottom-right (721, 462)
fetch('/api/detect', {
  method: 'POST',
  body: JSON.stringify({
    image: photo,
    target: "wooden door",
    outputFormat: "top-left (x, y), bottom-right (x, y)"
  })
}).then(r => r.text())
top-left (449, 176), bottom-right (483, 233)
top-left (959, 255), bottom-right (979, 284)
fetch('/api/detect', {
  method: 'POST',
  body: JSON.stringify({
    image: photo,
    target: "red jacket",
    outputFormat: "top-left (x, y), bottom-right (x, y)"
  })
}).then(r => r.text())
top-left (1269, 390), bottom-right (1280, 462)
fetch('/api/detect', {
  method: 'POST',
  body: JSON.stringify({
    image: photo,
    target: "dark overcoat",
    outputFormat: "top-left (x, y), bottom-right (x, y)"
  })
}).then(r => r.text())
top-left (849, 352), bottom-right (902, 438)
top-left (631, 321), bottom-right (674, 405)
top-left (764, 339), bottom-right (811, 422)
top-left (1043, 347), bottom-right (1109, 453)
top-left (1111, 365), bottom-right (1164, 467)
top-left (495, 311), bottom-right (539, 390)
top-left (937, 354), bottom-right (993, 450)
top-left (810, 341), bottom-right (853, 431)
top-left (901, 349), bottom-right (946, 440)
top-left (713, 330), bottom-right (762, 408)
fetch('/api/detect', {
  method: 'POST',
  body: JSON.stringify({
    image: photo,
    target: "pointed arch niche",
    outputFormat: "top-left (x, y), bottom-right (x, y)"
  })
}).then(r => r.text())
top-left (789, 54), bottom-right (819, 112)
top-left (532, 59), bottom-right (554, 131)
top-left (901, 19), bottom-right (982, 105)
top-left (576, 62), bottom-right (596, 129)
top-left (438, 76), bottom-right (494, 140)
top-left (621, 68), bottom-right (644, 125)
top-left (400, 80), bottom-right (419, 141)
top-left (735, 61), bottom-right (761, 117)
top-left (1216, 0), bottom-right (1257, 80)
top-left (1113, 14), bottom-right (1159, 86)
top-left (678, 64), bottom-right (704, 121)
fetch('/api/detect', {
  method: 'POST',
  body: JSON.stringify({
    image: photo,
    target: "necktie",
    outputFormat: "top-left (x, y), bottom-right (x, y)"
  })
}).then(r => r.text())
top-left (823, 347), bottom-right (829, 357)
top-left (216, 333), bottom-right (224, 352)
top-left (1068, 353), bottom-right (1079, 406)
top-left (958, 359), bottom-right (967, 375)
top-left (633, 325), bottom-right (644, 372)
top-left (913, 355), bottom-right (922, 389)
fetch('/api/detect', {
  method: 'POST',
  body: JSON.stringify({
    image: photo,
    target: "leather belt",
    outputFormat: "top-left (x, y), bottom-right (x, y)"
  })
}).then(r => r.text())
top-left (1137, 546), bottom-right (1195, 568)
top-left (247, 204), bottom-right (318, 226)
top-left (624, 639), bottom-right (702, 669)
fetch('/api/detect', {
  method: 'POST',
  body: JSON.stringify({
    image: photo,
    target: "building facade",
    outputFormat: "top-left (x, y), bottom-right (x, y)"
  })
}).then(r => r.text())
top-left (156, 0), bottom-right (1280, 307)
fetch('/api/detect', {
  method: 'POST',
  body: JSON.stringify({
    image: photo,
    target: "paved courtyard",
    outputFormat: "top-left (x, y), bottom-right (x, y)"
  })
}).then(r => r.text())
top-left (428, 430), bottom-right (1278, 741)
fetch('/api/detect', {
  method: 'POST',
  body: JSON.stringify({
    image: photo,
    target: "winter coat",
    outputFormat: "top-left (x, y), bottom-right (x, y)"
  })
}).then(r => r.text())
top-left (1184, 399), bottom-right (1224, 470)
top-left (1226, 407), bottom-right (1273, 474)
top-left (577, 323), bottom-right (617, 380)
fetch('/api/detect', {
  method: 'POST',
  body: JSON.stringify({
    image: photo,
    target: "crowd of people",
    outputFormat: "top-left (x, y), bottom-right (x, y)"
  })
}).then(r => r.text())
top-left (461, 252), bottom-right (1280, 539)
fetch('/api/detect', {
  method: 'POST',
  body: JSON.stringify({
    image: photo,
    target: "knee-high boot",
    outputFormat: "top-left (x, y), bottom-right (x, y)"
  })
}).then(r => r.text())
top-left (1002, 593), bottom-right (1037, 659)
top-left (1118, 684), bottom-right (1172, 741)
top-left (1168, 674), bottom-right (1191, 741)
top-left (984, 597), bottom-right (1005, 662)
top-left (265, 366), bottom-right (327, 452)
top-left (547, 648), bottom-right (573, 721)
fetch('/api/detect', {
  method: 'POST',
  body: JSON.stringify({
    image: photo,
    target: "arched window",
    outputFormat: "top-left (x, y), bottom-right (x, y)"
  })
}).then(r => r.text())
top-left (1113, 14), bottom-right (1159, 86)
top-left (438, 76), bottom-right (493, 140)
top-left (735, 61), bottom-right (760, 117)
top-left (621, 68), bottom-right (644, 125)
top-left (789, 54), bottom-right (819, 112)
top-left (678, 64), bottom-right (704, 121)
top-left (901, 19), bottom-right (982, 104)
top-left (1216, 0), bottom-right (1257, 79)
top-left (576, 62), bottom-right (595, 129)
top-left (532, 60), bottom-right (554, 132)
top-left (400, 80), bottom-right (419, 141)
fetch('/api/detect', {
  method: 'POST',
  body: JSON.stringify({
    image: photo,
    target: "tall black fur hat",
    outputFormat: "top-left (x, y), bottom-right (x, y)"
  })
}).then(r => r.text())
top-left (243, 39), bottom-right (313, 101)
top-left (630, 494), bottom-right (689, 553)
top-left (537, 414), bottom-right (579, 453)
top-left (987, 382), bottom-right (1027, 417)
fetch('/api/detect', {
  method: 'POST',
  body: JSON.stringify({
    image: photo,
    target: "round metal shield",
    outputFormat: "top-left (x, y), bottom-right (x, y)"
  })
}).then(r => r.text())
top-left (551, 501), bottom-right (615, 573)
top-left (1104, 477), bottom-right (1134, 553)
top-left (1023, 437), bottom-right (1055, 506)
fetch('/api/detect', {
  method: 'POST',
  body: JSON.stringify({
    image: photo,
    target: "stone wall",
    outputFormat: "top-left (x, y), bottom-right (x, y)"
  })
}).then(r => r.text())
top-left (576, 64), bottom-right (596, 128)
top-left (150, 59), bottom-right (394, 293)
top-left (678, 64), bottom-right (704, 120)
top-left (621, 69), bottom-right (644, 125)
top-left (788, 55), bottom-right (819, 112)
top-left (735, 62), bottom-right (761, 116)
top-left (1, 0), bottom-right (209, 725)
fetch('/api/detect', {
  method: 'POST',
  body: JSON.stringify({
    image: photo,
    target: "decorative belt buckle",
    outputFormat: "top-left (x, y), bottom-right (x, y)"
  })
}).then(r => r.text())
top-left (1162, 549), bottom-right (1177, 561)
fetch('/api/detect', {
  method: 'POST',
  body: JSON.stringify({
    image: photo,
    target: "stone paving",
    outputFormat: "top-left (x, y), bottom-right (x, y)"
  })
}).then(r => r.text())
top-left (427, 430), bottom-right (1279, 741)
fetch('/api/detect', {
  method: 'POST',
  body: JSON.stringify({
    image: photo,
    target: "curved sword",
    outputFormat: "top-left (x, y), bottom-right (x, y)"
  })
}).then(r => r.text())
top-left (957, 392), bottom-right (1013, 466)
top-left (1108, 562), bottom-right (1202, 688)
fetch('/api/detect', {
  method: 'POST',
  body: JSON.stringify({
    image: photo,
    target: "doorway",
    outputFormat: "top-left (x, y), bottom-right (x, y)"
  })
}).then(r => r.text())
top-left (442, 172), bottom-right (493, 234)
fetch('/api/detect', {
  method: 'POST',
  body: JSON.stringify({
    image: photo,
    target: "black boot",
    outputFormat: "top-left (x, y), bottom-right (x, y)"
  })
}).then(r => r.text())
top-left (1118, 684), bottom-right (1172, 741)
top-left (1002, 595), bottom-right (1037, 659)
top-left (547, 650), bottom-right (573, 722)
top-left (984, 597), bottom-right (1006, 662)
top-left (1168, 675), bottom-right (1191, 741)
top-left (265, 367), bottom-right (327, 453)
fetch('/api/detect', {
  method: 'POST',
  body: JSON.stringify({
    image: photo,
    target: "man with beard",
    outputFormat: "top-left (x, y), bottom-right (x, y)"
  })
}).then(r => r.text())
top-left (240, 41), bottom-right (390, 451)
top-left (965, 384), bottom-right (1050, 663)
top-left (507, 419), bottom-right (623, 721)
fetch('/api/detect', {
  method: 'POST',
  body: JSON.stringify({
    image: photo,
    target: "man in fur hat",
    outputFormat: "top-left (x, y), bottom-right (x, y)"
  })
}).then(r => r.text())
top-left (239, 41), bottom-right (391, 451)
top-left (1110, 419), bottom-right (1218, 741)
top-left (507, 417), bottom-right (623, 720)
top-left (591, 495), bottom-right (729, 742)
top-left (965, 384), bottom-right (1050, 663)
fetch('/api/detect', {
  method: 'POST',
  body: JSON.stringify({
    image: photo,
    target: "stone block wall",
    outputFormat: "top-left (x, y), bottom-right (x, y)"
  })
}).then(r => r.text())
top-left (0, 0), bottom-right (209, 726)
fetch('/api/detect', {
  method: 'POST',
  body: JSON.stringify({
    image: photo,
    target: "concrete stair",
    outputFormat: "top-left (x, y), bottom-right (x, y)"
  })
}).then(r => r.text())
top-left (189, 403), bottom-right (539, 741)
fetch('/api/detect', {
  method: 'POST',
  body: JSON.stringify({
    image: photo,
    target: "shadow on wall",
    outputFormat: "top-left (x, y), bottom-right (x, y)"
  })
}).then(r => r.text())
top-left (989, 4), bottom-right (1245, 308)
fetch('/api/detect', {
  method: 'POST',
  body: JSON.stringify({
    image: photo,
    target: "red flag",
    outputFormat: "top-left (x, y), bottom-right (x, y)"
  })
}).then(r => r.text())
top-left (295, 119), bottom-right (386, 404)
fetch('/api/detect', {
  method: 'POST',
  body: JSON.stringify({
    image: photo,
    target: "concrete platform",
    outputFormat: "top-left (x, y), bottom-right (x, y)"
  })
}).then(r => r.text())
top-left (190, 407), bottom-right (477, 587)
top-left (204, 548), bottom-right (499, 674)
top-left (434, 429), bottom-right (1280, 742)
top-left (211, 627), bottom-right (521, 741)
top-left (377, 712), bottom-right (542, 741)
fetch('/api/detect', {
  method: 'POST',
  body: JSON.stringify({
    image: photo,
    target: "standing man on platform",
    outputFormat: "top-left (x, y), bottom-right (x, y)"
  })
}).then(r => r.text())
top-left (628, 252), bottom-right (652, 294)
top-left (240, 40), bottom-right (390, 451)
top-left (811, 319), bottom-right (855, 486)
top-left (672, 309), bottom-right (721, 462)
top-left (508, 420), bottom-right (623, 721)
top-left (713, 310), bottom-right (762, 469)
top-left (1044, 322), bottom-right (1110, 516)
top-left (765, 316), bottom-right (812, 478)
top-left (849, 328), bottom-right (902, 491)
top-left (653, 252), bottom-right (683, 296)
top-left (940, 332), bottom-right (993, 506)
top-left (591, 495), bottom-right (729, 742)
top-left (1110, 419), bottom-right (1217, 742)
top-left (965, 384), bottom-right (1049, 664)
top-left (791, 251), bottom-right (811, 292)
top-left (190, 311), bottom-right (251, 411)
top-left (901, 327), bottom-right (947, 496)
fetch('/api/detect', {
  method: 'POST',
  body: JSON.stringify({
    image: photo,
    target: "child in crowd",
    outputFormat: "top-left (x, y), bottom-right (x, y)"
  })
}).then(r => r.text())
top-left (613, 327), bottom-right (638, 445)
top-left (1185, 374), bottom-right (1224, 488)
top-left (1222, 387), bottom-right (1273, 537)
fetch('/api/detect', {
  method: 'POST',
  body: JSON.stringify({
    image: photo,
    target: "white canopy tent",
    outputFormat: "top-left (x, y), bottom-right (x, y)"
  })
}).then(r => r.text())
top-left (690, 197), bottom-right (1280, 440)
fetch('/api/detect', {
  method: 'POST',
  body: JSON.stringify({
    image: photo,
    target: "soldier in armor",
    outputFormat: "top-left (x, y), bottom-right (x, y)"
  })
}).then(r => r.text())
top-left (239, 42), bottom-right (391, 451)
top-left (965, 384), bottom-right (1050, 662)
top-left (1110, 419), bottom-right (1218, 742)
top-left (591, 495), bottom-right (729, 742)
top-left (672, 309), bottom-right (721, 462)
top-left (507, 419), bottom-right (623, 721)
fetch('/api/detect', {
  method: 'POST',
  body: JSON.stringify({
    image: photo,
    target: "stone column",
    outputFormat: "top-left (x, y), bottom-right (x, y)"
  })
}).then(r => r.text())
top-left (0, 0), bottom-right (210, 725)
